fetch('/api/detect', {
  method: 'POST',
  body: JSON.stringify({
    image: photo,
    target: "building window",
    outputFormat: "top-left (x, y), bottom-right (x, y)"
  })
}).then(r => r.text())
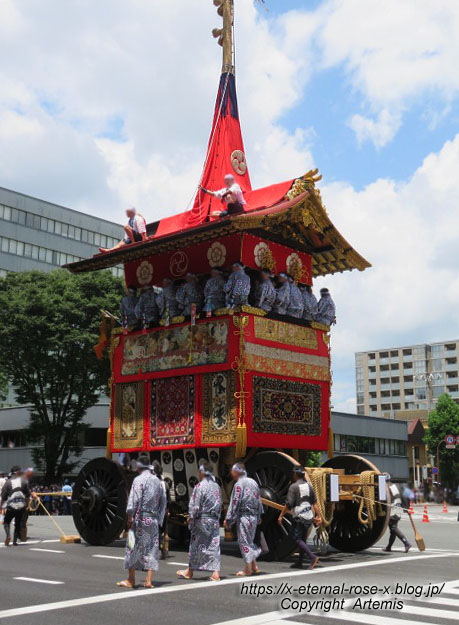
top-left (416, 387), bottom-right (427, 400)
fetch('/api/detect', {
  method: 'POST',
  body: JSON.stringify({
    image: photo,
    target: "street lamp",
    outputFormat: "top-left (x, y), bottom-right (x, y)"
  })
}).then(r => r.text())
top-left (414, 372), bottom-right (442, 413)
top-left (413, 372), bottom-right (442, 488)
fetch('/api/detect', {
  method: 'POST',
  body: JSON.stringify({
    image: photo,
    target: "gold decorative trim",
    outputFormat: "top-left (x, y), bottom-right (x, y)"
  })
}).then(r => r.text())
top-left (310, 321), bottom-right (330, 332)
top-left (241, 305), bottom-right (267, 317)
top-left (201, 370), bottom-right (237, 444)
top-left (245, 342), bottom-right (328, 370)
top-left (254, 317), bottom-right (318, 350)
top-left (113, 382), bottom-right (144, 449)
top-left (246, 353), bottom-right (329, 382)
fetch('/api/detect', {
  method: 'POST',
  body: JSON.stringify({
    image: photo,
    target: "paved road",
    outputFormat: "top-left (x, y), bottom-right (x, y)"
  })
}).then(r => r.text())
top-left (0, 505), bottom-right (458, 625)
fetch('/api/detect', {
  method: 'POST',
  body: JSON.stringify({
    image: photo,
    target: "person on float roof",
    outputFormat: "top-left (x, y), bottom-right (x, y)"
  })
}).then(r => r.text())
top-left (99, 207), bottom-right (147, 254)
top-left (199, 173), bottom-right (246, 219)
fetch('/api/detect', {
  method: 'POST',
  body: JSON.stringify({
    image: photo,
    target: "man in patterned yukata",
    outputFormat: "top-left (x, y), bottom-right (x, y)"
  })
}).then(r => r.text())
top-left (156, 278), bottom-right (179, 321)
top-left (300, 284), bottom-right (318, 322)
top-left (287, 275), bottom-right (304, 318)
top-left (120, 285), bottom-right (139, 329)
top-left (224, 463), bottom-right (264, 576)
top-left (315, 287), bottom-right (336, 326)
top-left (135, 286), bottom-right (159, 327)
top-left (224, 262), bottom-right (251, 308)
top-left (278, 466), bottom-right (321, 571)
top-left (203, 268), bottom-right (226, 314)
top-left (273, 273), bottom-right (290, 315)
top-left (253, 269), bottom-right (276, 312)
top-left (118, 453), bottom-right (166, 589)
top-left (177, 462), bottom-right (222, 582)
top-left (179, 273), bottom-right (203, 316)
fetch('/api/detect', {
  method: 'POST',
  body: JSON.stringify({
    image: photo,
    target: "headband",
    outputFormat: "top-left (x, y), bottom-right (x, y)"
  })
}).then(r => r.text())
top-left (293, 467), bottom-right (305, 476)
top-left (199, 464), bottom-right (216, 481)
top-left (231, 463), bottom-right (246, 475)
top-left (136, 460), bottom-right (153, 471)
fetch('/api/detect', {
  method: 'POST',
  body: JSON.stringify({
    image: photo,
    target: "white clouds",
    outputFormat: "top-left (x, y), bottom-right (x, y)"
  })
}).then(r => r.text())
top-left (319, 133), bottom-right (459, 410)
top-left (348, 109), bottom-right (401, 148)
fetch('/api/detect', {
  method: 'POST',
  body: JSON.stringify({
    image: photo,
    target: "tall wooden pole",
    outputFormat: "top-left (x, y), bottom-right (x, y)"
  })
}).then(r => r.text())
top-left (212, 0), bottom-right (234, 74)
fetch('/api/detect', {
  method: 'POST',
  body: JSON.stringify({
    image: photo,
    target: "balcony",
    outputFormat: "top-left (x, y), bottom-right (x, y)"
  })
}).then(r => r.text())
top-left (446, 362), bottom-right (458, 371)
top-left (403, 367), bottom-right (413, 375)
top-left (368, 370), bottom-right (377, 379)
top-left (403, 355), bottom-right (413, 363)
top-left (445, 349), bottom-right (457, 357)
top-left (380, 384), bottom-right (391, 391)
top-left (379, 357), bottom-right (389, 365)
top-left (446, 377), bottom-right (459, 385)
top-left (391, 383), bottom-right (401, 391)
top-left (448, 390), bottom-right (459, 399)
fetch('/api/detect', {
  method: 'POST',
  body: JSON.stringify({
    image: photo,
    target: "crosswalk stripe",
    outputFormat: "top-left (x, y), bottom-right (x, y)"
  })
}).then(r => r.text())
top-left (398, 603), bottom-right (459, 620)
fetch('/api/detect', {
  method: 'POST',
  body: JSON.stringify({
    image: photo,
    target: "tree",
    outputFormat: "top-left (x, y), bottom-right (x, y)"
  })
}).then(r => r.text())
top-left (0, 270), bottom-right (124, 481)
top-left (424, 393), bottom-right (459, 489)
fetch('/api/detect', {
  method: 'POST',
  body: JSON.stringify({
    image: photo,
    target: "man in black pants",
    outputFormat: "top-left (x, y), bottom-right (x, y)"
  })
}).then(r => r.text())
top-left (1, 466), bottom-right (32, 546)
top-left (278, 466), bottom-right (321, 570)
top-left (383, 474), bottom-right (411, 553)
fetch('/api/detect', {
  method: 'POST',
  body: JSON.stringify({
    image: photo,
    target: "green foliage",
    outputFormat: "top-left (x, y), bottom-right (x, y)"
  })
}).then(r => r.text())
top-left (424, 393), bottom-right (459, 488)
top-left (0, 270), bottom-right (124, 480)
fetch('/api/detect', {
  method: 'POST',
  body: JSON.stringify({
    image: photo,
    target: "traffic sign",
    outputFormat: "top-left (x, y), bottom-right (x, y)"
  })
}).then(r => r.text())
top-left (432, 467), bottom-right (438, 474)
top-left (445, 434), bottom-right (455, 449)
top-left (456, 434), bottom-right (459, 446)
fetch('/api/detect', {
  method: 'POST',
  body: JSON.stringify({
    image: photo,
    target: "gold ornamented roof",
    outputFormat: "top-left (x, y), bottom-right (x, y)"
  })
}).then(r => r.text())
top-left (65, 172), bottom-right (370, 278)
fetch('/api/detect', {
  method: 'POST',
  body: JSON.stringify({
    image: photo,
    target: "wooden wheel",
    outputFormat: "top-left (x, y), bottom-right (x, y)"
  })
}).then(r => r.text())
top-left (246, 451), bottom-right (297, 561)
top-left (72, 458), bottom-right (128, 545)
top-left (322, 454), bottom-right (389, 552)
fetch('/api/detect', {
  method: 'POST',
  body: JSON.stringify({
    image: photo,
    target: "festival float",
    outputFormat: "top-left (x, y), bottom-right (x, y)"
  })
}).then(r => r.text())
top-left (65, 0), bottom-right (389, 559)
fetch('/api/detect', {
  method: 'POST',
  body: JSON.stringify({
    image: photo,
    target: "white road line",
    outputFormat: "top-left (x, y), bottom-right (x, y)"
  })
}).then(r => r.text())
top-left (92, 555), bottom-right (124, 560)
top-left (29, 547), bottom-right (65, 554)
top-left (0, 552), bottom-right (457, 620)
top-left (167, 561), bottom-right (189, 566)
top-left (40, 539), bottom-right (61, 544)
top-left (400, 603), bottom-right (459, 619)
top-left (421, 597), bottom-right (459, 607)
top-left (13, 577), bottom-right (64, 585)
top-left (443, 588), bottom-right (459, 595)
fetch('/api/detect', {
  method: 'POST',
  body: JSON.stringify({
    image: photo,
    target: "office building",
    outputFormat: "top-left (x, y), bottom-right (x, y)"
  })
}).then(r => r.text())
top-left (0, 186), bottom-right (123, 278)
top-left (355, 340), bottom-right (459, 421)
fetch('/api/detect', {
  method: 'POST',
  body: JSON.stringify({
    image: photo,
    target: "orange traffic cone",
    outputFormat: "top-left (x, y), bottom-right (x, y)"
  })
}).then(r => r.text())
top-left (422, 505), bottom-right (430, 523)
top-left (408, 501), bottom-right (414, 515)
top-left (442, 500), bottom-right (448, 513)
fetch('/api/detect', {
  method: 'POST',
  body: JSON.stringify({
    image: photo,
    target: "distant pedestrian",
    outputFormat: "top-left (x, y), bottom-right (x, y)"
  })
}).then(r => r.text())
top-left (62, 480), bottom-right (73, 515)
top-left (1, 466), bottom-right (35, 546)
top-left (383, 475), bottom-right (411, 553)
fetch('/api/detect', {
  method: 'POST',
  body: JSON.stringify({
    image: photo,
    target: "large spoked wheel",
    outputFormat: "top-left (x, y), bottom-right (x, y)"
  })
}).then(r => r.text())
top-left (247, 451), bottom-right (297, 561)
top-left (72, 458), bottom-right (128, 545)
top-left (322, 454), bottom-right (390, 552)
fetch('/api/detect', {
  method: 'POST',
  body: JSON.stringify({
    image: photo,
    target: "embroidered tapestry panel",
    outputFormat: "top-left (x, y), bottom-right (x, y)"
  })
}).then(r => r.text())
top-left (201, 371), bottom-right (237, 444)
top-left (253, 317), bottom-right (318, 350)
top-left (245, 342), bottom-right (329, 382)
top-left (150, 375), bottom-right (195, 446)
top-left (252, 376), bottom-right (322, 436)
top-left (113, 382), bottom-right (144, 449)
top-left (121, 319), bottom-right (229, 376)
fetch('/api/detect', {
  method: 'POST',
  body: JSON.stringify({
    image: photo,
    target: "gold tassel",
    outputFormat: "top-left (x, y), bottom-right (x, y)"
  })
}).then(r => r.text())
top-left (106, 427), bottom-right (112, 460)
top-left (235, 423), bottom-right (247, 459)
top-left (328, 426), bottom-right (334, 459)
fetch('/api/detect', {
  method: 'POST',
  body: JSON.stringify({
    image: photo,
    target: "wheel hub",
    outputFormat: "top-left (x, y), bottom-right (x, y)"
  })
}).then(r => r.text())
top-left (259, 486), bottom-right (280, 523)
top-left (79, 485), bottom-right (106, 515)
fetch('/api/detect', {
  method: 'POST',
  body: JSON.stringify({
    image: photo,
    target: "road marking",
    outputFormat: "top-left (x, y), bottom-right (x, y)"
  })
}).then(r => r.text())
top-left (13, 577), bottom-right (64, 585)
top-left (92, 555), bottom-right (124, 560)
top-left (41, 539), bottom-right (61, 544)
top-left (167, 561), bottom-right (189, 566)
top-left (29, 548), bottom-right (65, 554)
top-left (0, 552), bottom-right (457, 619)
top-left (400, 603), bottom-right (459, 620)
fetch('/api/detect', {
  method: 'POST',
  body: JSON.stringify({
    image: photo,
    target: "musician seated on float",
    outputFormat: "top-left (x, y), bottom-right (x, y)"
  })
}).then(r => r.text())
top-left (315, 287), bottom-right (336, 326)
top-left (121, 285), bottom-right (140, 330)
top-left (272, 272), bottom-right (290, 315)
top-left (203, 268), bottom-right (226, 315)
top-left (287, 275), bottom-right (304, 319)
top-left (199, 174), bottom-right (246, 218)
top-left (135, 285), bottom-right (159, 328)
top-left (224, 261), bottom-right (251, 308)
top-left (99, 207), bottom-right (147, 253)
top-left (253, 268), bottom-right (276, 312)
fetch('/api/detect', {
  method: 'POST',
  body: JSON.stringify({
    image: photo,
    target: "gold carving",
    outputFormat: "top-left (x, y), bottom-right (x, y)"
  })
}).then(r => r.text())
top-left (241, 305), bottom-right (267, 317)
top-left (254, 317), bottom-right (318, 350)
top-left (212, 0), bottom-right (234, 74)
top-left (285, 169), bottom-right (323, 201)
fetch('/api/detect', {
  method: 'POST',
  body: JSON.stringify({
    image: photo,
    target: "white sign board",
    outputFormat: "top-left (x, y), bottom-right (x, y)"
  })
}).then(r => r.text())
top-left (378, 475), bottom-right (387, 501)
top-left (329, 474), bottom-right (339, 502)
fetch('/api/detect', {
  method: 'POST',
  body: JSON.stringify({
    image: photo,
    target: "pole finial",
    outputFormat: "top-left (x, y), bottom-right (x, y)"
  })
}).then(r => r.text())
top-left (212, 0), bottom-right (234, 74)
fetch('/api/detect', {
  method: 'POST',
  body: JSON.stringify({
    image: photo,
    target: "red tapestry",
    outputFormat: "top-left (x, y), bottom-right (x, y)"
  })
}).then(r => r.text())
top-left (150, 375), bottom-right (195, 447)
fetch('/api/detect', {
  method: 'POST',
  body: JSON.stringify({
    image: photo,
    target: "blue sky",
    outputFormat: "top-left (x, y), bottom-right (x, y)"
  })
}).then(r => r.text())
top-left (1, 0), bottom-right (459, 412)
